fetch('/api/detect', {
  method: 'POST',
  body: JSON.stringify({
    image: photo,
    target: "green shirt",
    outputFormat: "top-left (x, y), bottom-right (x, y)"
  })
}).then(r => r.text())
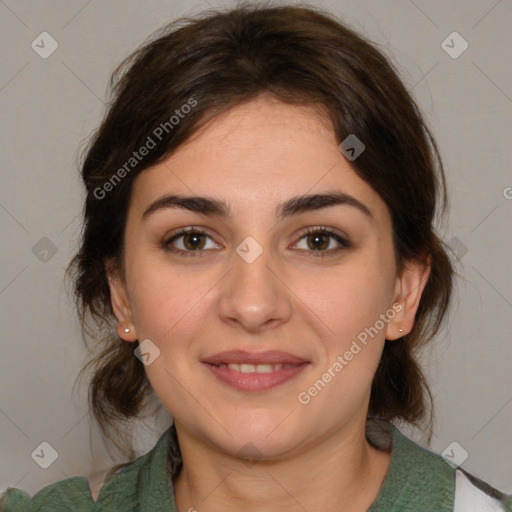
top-left (2, 419), bottom-right (511, 511)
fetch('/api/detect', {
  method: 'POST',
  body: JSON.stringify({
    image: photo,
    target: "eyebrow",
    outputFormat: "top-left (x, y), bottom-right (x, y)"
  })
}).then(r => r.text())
top-left (142, 191), bottom-right (373, 222)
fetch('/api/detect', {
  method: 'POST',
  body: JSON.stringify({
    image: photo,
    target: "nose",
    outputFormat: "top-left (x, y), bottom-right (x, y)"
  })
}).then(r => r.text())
top-left (217, 243), bottom-right (292, 334)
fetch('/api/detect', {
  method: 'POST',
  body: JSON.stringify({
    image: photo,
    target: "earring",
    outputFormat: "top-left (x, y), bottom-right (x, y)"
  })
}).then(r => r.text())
top-left (398, 328), bottom-right (404, 333)
top-left (117, 323), bottom-right (135, 341)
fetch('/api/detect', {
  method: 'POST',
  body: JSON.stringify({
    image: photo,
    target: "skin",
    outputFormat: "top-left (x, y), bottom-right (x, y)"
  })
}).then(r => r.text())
top-left (108, 93), bottom-right (430, 511)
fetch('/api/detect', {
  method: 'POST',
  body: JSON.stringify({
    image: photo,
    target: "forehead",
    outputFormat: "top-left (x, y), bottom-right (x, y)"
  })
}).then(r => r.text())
top-left (129, 95), bottom-right (391, 226)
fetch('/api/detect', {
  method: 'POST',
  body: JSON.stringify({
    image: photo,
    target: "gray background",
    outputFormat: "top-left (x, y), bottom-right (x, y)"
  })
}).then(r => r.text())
top-left (1, 0), bottom-right (511, 497)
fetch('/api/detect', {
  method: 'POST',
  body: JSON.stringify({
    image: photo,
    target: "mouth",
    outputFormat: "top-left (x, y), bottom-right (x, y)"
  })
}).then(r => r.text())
top-left (215, 362), bottom-right (299, 373)
top-left (201, 350), bottom-right (310, 391)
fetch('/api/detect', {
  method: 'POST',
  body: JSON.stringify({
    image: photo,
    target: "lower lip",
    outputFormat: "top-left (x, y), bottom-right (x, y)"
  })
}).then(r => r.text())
top-left (203, 363), bottom-right (309, 391)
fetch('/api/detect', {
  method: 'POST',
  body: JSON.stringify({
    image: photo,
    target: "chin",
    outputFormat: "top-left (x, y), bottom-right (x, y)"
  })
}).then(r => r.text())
top-left (221, 435), bottom-right (300, 462)
top-left (208, 413), bottom-right (303, 460)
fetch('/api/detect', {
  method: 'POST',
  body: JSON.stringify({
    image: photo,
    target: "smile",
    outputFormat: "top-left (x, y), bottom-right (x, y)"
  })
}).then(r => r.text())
top-left (217, 363), bottom-right (296, 373)
top-left (203, 362), bottom-right (309, 391)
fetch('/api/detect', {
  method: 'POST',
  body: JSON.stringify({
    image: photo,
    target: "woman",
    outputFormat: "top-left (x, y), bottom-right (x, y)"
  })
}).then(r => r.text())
top-left (1, 3), bottom-right (510, 511)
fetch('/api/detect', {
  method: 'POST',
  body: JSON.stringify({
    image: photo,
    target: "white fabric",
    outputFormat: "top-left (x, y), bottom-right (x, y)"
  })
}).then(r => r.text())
top-left (454, 469), bottom-right (505, 511)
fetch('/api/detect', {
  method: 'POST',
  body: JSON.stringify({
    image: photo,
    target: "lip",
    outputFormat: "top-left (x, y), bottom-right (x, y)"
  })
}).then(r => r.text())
top-left (203, 361), bottom-right (309, 391)
top-left (201, 350), bottom-right (310, 392)
top-left (201, 350), bottom-right (309, 366)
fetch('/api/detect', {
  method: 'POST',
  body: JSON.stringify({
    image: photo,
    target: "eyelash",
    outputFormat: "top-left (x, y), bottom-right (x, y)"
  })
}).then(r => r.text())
top-left (162, 226), bottom-right (351, 259)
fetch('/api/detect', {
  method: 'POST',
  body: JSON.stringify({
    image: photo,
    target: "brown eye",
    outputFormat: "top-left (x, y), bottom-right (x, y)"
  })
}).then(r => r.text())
top-left (182, 232), bottom-right (206, 250)
top-left (293, 227), bottom-right (350, 257)
top-left (164, 228), bottom-right (220, 256)
top-left (306, 232), bottom-right (330, 251)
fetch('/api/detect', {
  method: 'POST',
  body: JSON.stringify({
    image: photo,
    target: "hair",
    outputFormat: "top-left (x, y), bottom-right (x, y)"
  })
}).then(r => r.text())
top-left (68, 2), bottom-right (454, 479)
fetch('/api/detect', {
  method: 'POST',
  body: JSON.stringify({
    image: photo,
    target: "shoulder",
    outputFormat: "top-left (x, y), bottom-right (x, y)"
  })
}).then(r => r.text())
top-left (378, 419), bottom-right (456, 509)
top-left (367, 419), bottom-right (512, 511)
top-left (0, 427), bottom-right (175, 512)
top-left (0, 477), bottom-right (94, 512)
top-left (454, 467), bottom-right (512, 511)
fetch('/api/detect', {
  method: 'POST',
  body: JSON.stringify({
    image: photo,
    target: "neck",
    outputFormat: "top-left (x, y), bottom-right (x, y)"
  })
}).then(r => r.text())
top-left (172, 419), bottom-right (391, 512)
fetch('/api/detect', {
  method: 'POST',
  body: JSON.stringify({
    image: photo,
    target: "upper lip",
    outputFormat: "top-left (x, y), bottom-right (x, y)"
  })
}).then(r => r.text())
top-left (202, 350), bottom-right (309, 366)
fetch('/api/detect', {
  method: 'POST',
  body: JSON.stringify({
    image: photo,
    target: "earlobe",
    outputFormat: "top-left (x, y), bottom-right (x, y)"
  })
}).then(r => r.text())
top-left (116, 322), bottom-right (137, 342)
top-left (386, 255), bottom-right (431, 340)
top-left (105, 259), bottom-right (137, 342)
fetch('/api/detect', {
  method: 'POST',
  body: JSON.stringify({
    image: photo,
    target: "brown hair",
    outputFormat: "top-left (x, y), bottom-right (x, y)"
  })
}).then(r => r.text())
top-left (68, 2), bottom-right (454, 477)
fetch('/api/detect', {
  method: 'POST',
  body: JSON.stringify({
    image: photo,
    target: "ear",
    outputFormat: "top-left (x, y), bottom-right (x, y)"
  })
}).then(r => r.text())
top-left (385, 254), bottom-right (431, 340)
top-left (105, 258), bottom-right (137, 342)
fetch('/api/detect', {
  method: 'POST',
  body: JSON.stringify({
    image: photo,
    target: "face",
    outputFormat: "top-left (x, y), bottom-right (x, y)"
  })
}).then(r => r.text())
top-left (109, 94), bottom-right (428, 459)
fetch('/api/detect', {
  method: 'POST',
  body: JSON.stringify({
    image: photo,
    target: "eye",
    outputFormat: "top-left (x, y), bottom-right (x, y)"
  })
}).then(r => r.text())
top-left (163, 226), bottom-right (350, 258)
top-left (163, 227), bottom-right (220, 256)
top-left (292, 227), bottom-right (350, 257)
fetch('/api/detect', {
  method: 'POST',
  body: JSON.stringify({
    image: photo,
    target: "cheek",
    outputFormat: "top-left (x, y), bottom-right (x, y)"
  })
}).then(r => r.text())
top-left (128, 263), bottom-right (210, 344)
top-left (295, 299), bottom-right (387, 418)
top-left (297, 258), bottom-right (393, 341)
top-left (126, 261), bottom-right (212, 411)
top-left (292, 253), bottom-right (395, 407)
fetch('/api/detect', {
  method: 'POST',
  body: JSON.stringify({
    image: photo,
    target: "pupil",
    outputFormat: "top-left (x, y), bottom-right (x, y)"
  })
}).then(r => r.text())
top-left (309, 234), bottom-right (328, 250)
top-left (185, 233), bottom-right (204, 250)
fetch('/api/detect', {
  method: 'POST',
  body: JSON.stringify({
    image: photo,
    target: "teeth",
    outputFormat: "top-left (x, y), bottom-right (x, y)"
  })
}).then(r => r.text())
top-left (219, 363), bottom-right (284, 373)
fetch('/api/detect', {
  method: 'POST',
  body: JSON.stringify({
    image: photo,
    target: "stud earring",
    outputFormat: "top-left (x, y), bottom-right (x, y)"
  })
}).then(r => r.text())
top-left (117, 324), bottom-right (135, 340)
top-left (398, 328), bottom-right (404, 333)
